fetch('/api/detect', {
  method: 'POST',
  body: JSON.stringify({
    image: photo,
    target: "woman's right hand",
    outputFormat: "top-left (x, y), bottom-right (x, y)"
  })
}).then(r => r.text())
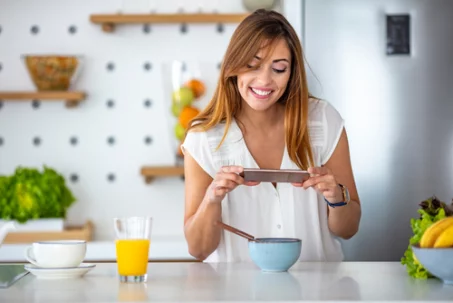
top-left (206, 166), bottom-right (260, 204)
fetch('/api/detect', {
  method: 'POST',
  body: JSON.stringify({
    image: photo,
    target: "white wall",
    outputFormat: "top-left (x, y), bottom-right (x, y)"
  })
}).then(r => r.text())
top-left (0, 0), bottom-right (300, 241)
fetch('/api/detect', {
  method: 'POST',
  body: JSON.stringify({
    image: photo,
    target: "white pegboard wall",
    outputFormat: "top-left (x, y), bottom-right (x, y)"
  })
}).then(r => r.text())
top-left (0, 0), bottom-right (291, 240)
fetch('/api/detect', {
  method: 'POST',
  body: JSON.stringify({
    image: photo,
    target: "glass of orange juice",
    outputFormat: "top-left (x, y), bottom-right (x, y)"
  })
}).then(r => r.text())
top-left (114, 216), bottom-right (153, 282)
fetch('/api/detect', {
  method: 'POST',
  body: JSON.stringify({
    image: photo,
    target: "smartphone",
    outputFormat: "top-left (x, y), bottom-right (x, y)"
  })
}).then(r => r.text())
top-left (239, 168), bottom-right (310, 183)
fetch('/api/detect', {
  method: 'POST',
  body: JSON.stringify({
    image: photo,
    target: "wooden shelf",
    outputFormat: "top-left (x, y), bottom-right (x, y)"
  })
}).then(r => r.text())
top-left (3, 220), bottom-right (94, 244)
top-left (90, 13), bottom-right (249, 32)
top-left (0, 91), bottom-right (86, 108)
top-left (140, 166), bottom-right (184, 184)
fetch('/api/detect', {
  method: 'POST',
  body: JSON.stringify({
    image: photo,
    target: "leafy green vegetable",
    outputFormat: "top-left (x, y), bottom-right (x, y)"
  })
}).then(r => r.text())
top-left (401, 196), bottom-right (451, 279)
top-left (0, 166), bottom-right (75, 223)
top-left (0, 176), bottom-right (12, 219)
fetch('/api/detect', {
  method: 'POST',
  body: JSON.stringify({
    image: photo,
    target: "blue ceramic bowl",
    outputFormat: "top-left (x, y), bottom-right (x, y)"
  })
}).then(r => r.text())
top-left (248, 238), bottom-right (301, 272)
top-left (412, 245), bottom-right (453, 284)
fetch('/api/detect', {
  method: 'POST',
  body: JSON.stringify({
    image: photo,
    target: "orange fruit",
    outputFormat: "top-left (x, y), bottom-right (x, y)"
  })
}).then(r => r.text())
top-left (185, 79), bottom-right (206, 99)
top-left (179, 106), bottom-right (200, 129)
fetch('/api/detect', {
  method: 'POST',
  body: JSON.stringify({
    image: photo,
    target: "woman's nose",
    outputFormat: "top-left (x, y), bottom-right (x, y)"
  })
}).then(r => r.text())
top-left (255, 68), bottom-right (272, 85)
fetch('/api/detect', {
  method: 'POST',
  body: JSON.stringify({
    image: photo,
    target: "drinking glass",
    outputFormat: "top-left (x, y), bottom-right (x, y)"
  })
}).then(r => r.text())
top-left (114, 217), bottom-right (153, 282)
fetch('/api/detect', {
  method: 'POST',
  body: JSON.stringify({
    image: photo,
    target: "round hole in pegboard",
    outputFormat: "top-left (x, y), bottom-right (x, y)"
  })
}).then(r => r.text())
top-left (106, 99), bottom-right (115, 108)
top-left (216, 23), bottom-right (224, 33)
top-left (31, 100), bottom-right (41, 109)
top-left (0, 101), bottom-right (3, 109)
top-left (0, 25), bottom-right (2, 34)
top-left (143, 62), bottom-right (152, 71)
top-left (33, 137), bottom-right (41, 146)
top-left (0, 62), bottom-right (2, 72)
top-left (144, 136), bottom-right (153, 145)
top-left (0, 137), bottom-right (4, 146)
top-left (217, 62), bottom-right (222, 70)
top-left (143, 24), bottom-right (151, 34)
top-left (30, 25), bottom-right (39, 35)
top-left (68, 25), bottom-right (77, 34)
top-left (107, 173), bottom-right (116, 182)
top-left (106, 62), bottom-right (115, 72)
top-left (144, 99), bottom-right (152, 108)
top-left (70, 136), bottom-right (78, 146)
top-left (70, 173), bottom-right (79, 183)
top-left (181, 62), bottom-right (187, 72)
top-left (107, 136), bottom-right (115, 145)
top-left (180, 23), bottom-right (188, 34)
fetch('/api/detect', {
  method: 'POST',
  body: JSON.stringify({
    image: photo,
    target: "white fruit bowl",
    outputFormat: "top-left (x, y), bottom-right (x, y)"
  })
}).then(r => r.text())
top-left (412, 244), bottom-right (453, 284)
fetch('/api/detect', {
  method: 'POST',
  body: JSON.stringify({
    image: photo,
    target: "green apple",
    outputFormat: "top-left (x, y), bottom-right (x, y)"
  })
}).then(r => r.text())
top-left (172, 87), bottom-right (194, 107)
top-left (171, 103), bottom-right (182, 117)
top-left (174, 122), bottom-right (186, 140)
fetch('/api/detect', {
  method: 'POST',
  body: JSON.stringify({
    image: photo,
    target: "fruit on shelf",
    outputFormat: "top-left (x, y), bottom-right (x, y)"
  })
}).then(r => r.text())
top-left (172, 87), bottom-right (194, 108)
top-left (420, 216), bottom-right (453, 248)
top-left (174, 123), bottom-right (186, 141)
top-left (171, 103), bottom-right (182, 117)
top-left (179, 106), bottom-right (200, 129)
top-left (185, 79), bottom-right (206, 99)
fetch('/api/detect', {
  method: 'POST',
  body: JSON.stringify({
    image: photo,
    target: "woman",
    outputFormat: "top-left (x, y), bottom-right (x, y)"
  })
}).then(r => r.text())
top-left (181, 9), bottom-right (361, 262)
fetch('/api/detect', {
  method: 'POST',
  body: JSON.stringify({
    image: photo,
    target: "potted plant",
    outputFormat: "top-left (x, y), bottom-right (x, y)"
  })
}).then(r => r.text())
top-left (0, 166), bottom-right (76, 231)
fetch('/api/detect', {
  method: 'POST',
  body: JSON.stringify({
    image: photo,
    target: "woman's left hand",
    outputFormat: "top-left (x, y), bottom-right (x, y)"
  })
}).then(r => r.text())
top-left (292, 167), bottom-right (343, 203)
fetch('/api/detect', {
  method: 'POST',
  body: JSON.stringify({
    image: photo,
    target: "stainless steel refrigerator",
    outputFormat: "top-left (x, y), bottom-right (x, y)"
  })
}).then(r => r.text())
top-left (303, 0), bottom-right (453, 261)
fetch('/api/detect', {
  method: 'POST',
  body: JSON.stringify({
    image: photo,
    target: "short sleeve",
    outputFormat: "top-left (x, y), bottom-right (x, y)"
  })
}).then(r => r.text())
top-left (181, 130), bottom-right (217, 178)
top-left (320, 102), bottom-right (345, 165)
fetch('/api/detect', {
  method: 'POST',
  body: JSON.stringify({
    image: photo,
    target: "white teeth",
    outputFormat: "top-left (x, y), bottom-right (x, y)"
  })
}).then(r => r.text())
top-left (251, 88), bottom-right (272, 96)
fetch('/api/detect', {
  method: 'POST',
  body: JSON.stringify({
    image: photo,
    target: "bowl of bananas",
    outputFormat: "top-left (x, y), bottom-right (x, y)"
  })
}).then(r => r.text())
top-left (412, 216), bottom-right (453, 284)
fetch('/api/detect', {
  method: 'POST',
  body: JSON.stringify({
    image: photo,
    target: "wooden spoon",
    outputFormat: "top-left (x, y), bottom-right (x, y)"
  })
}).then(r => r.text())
top-left (216, 220), bottom-right (259, 242)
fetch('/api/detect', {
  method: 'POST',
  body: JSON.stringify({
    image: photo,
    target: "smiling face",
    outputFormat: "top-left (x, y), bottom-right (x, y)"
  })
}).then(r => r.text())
top-left (237, 38), bottom-right (292, 112)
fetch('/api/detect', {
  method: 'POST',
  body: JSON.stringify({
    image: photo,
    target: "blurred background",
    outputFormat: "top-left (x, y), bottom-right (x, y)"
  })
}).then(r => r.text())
top-left (0, 0), bottom-right (452, 262)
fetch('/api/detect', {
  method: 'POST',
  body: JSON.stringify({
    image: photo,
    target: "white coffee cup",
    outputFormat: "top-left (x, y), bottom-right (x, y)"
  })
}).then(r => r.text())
top-left (24, 240), bottom-right (86, 268)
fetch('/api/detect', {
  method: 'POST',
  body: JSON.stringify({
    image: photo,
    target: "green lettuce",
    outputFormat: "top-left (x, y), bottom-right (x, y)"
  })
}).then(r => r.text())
top-left (0, 166), bottom-right (75, 223)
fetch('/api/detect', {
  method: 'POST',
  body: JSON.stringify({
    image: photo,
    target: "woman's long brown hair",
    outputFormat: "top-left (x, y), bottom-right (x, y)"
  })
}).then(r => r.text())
top-left (187, 9), bottom-right (314, 169)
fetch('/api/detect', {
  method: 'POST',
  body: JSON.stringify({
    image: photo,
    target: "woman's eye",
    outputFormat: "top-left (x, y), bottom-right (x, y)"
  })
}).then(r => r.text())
top-left (273, 68), bottom-right (286, 73)
top-left (246, 65), bottom-right (286, 73)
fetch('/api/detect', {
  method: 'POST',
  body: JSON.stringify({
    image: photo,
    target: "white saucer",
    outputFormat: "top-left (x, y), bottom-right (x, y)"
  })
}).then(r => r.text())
top-left (24, 263), bottom-right (96, 279)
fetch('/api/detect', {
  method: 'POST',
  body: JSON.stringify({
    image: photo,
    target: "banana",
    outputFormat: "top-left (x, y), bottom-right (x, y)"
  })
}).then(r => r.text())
top-left (434, 224), bottom-right (453, 248)
top-left (420, 216), bottom-right (453, 248)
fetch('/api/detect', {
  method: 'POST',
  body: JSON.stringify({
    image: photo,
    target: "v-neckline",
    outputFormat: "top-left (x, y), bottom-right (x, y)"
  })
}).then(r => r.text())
top-left (232, 119), bottom-right (287, 190)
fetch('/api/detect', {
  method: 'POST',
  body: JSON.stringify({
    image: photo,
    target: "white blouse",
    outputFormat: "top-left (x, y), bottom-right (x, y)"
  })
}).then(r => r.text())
top-left (181, 99), bottom-right (345, 262)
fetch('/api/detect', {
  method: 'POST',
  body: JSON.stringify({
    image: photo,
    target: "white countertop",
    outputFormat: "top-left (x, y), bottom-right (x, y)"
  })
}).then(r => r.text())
top-left (1, 262), bottom-right (453, 302)
top-left (0, 237), bottom-right (195, 262)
